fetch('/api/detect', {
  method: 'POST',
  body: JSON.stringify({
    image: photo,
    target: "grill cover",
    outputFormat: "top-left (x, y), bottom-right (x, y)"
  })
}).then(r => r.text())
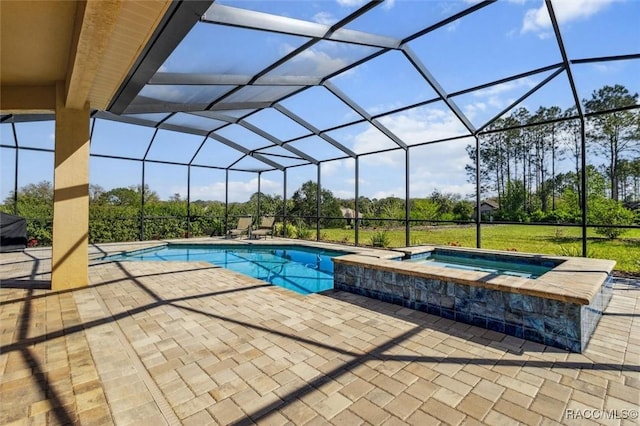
top-left (0, 212), bottom-right (27, 252)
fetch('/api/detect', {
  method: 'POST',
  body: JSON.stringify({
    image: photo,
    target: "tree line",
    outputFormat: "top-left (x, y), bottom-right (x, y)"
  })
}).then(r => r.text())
top-left (1, 180), bottom-right (477, 246)
top-left (465, 84), bottom-right (639, 235)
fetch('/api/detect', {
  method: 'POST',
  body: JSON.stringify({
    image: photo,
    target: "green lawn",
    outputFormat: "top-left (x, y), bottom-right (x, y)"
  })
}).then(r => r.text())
top-left (318, 224), bottom-right (640, 273)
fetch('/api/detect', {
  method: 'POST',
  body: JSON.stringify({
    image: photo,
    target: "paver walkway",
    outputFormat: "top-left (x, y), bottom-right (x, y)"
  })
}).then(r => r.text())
top-left (1, 242), bottom-right (638, 425)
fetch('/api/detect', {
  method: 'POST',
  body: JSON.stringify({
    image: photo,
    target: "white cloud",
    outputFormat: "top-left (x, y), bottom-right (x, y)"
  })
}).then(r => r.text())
top-left (281, 39), bottom-right (364, 81)
top-left (176, 176), bottom-right (282, 202)
top-left (378, 106), bottom-right (469, 145)
top-left (369, 186), bottom-right (406, 200)
top-left (460, 77), bottom-right (537, 125)
top-left (330, 109), bottom-right (476, 198)
top-left (279, 42), bottom-right (298, 57)
top-left (313, 11), bottom-right (336, 25)
top-left (352, 125), bottom-right (404, 166)
top-left (321, 158), bottom-right (355, 176)
top-left (139, 85), bottom-right (207, 104)
top-left (446, 20), bottom-right (461, 32)
top-left (332, 188), bottom-right (356, 199)
top-left (408, 141), bottom-right (476, 198)
top-left (522, 0), bottom-right (617, 37)
top-left (366, 101), bottom-right (406, 116)
top-left (462, 102), bottom-right (487, 122)
top-left (472, 78), bottom-right (536, 98)
top-left (591, 62), bottom-right (619, 73)
top-left (291, 47), bottom-right (350, 76)
top-left (382, 0), bottom-right (396, 11)
top-left (336, 0), bottom-right (367, 7)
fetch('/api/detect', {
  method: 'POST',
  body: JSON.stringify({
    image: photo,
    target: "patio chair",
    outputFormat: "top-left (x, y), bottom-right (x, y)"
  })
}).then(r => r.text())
top-left (227, 216), bottom-right (252, 238)
top-left (251, 216), bottom-right (275, 239)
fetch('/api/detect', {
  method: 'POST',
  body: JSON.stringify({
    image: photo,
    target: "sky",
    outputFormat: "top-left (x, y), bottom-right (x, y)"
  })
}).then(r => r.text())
top-left (1, 0), bottom-right (639, 203)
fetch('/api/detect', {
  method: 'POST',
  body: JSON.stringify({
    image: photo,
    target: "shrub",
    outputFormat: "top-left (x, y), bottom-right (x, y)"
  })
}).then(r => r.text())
top-left (274, 222), bottom-right (297, 238)
top-left (295, 224), bottom-right (313, 240)
top-left (553, 228), bottom-right (564, 239)
top-left (26, 219), bottom-right (52, 246)
top-left (589, 199), bottom-right (635, 239)
top-left (530, 209), bottom-right (579, 224)
top-left (207, 218), bottom-right (224, 236)
top-left (559, 244), bottom-right (599, 258)
top-left (370, 230), bottom-right (391, 247)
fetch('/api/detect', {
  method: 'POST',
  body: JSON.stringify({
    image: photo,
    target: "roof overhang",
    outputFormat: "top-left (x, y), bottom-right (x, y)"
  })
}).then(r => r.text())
top-left (0, 0), bottom-right (172, 113)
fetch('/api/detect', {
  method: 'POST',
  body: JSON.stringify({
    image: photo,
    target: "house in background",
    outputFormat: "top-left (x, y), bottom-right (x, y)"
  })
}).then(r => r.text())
top-left (340, 207), bottom-right (363, 227)
top-left (475, 200), bottom-right (500, 221)
top-left (624, 201), bottom-right (640, 212)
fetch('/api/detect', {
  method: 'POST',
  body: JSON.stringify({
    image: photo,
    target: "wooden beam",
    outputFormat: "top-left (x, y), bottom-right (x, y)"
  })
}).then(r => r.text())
top-left (65, 0), bottom-right (123, 109)
top-left (0, 85), bottom-right (56, 113)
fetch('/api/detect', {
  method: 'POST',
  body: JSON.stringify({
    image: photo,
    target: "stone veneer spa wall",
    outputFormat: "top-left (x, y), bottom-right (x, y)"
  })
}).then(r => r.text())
top-left (333, 248), bottom-right (615, 353)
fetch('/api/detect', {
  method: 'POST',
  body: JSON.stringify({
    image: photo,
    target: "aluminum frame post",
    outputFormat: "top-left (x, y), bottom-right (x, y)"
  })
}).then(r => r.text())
top-left (140, 161), bottom-right (145, 241)
top-left (11, 122), bottom-right (18, 215)
top-left (225, 169), bottom-right (229, 235)
top-left (283, 168), bottom-right (287, 237)
top-left (317, 164), bottom-right (321, 241)
top-left (139, 129), bottom-right (158, 242)
top-left (257, 171), bottom-right (262, 220)
top-left (355, 156), bottom-right (359, 246)
top-left (13, 148), bottom-right (18, 215)
top-left (580, 119), bottom-right (587, 257)
top-left (475, 136), bottom-right (481, 248)
top-left (187, 165), bottom-right (191, 238)
top-left (405, 148), bottom-right (410, 247)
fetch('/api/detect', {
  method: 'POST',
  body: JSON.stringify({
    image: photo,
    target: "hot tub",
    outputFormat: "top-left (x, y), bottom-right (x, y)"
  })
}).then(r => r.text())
top-left (333, 246), bottom-right (615, 353)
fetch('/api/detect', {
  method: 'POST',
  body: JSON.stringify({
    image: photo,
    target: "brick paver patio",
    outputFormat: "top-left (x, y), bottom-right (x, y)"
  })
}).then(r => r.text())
top-left (1, 241), bottom-right (638, 425)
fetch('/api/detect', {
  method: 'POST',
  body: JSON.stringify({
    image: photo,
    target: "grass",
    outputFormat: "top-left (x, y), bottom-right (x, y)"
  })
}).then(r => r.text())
top-left (319, 224), bottom-right (640, 274)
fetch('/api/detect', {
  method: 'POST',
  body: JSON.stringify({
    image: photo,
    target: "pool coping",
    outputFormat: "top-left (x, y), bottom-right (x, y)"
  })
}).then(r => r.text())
top-left (90, 239), bottom-right (616, 305)
top-left (168, 238), bottom-right (403, 260)
top-left (333, 245), bottom-right (615, 305)
top-left (89, 237), bottom-right (404, 263)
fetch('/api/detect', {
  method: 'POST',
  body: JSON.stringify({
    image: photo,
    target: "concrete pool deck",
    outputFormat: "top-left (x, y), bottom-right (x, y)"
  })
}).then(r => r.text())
top-left (1, 239), bottom-right (638, 425)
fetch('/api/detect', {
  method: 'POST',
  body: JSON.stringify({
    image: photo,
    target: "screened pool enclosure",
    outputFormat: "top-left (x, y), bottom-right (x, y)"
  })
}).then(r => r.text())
top-left (1, 0), bottom-right (639, 268)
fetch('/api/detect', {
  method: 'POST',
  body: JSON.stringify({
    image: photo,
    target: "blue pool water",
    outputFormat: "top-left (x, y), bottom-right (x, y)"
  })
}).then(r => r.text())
top-left (407, 250), bottom-right (556, 279)
top-left (105, 244), bottom-right (347, 294)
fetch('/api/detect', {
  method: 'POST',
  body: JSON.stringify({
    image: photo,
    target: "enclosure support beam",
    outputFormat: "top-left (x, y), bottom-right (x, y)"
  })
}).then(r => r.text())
top-left (13, 148), bottom-right (18, 215)
top-left (187, 165), bottom-right (191, 238)
top-left (283, 169), bottom-right (287, 237)
top-left (257, 172), bottom-right (262, 221)
top-left (405, 148), bottom-right (410, 247)
top-left (140, 161), bottom-right (146, 241)
top-left (317, 165), bottom-right (321, 241)
top-left (51, 83), bottom-right (90, 290)
top-left (139, 129), bottom-right (158, 241)
top-left (475, 136), bottom-right (481, 249)
top-left (225, 170), bottom-right (229, 235)
top-left (355, 157), bottom-right (359, 247)
top-left (580, 120), bottom-right (588, 257)
top-left (11, 122), bottom-right (18, 215)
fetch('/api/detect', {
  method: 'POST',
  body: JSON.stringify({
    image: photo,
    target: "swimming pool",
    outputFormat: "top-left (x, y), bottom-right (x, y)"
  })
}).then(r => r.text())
top-left (104, 244), bottom-right (348, 295)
